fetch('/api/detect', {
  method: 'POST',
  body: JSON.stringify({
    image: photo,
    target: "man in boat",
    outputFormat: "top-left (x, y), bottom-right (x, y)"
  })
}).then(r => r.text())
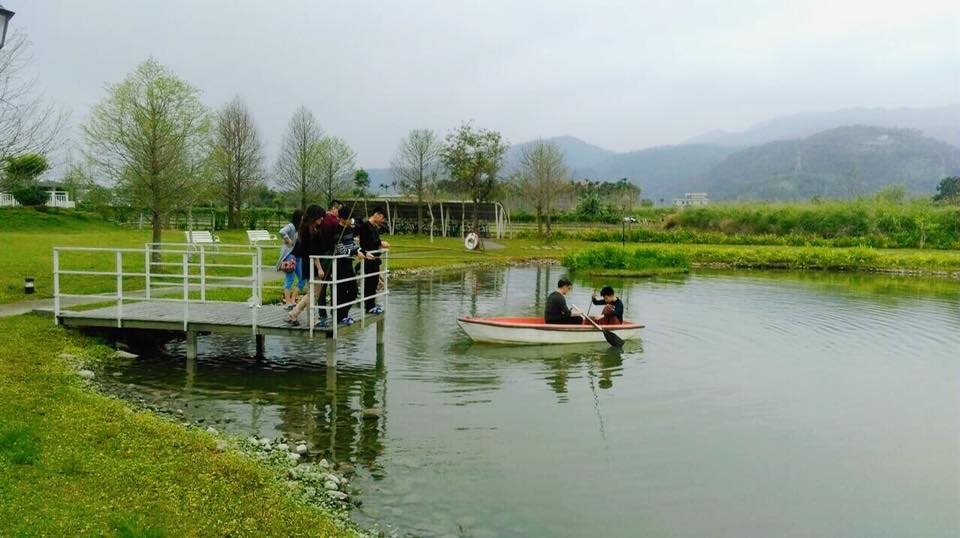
top-left (545, 277), bottom-right (584, 325)
top-left (357, 206), bottom-right (390, 314)
top-left (590, 286), bottom-right (624, 326)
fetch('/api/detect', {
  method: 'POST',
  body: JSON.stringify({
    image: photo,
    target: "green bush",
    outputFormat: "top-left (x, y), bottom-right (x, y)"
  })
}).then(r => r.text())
top-left (564, 245), bottom-right (690, 272)
top-left (11, 184), bottom-right (49, 207)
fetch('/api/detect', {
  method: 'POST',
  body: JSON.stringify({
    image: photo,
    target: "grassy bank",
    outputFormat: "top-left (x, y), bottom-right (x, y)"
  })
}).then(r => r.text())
top-left (3, 207), bottom-right (960, 304)
top-left (0, 314), bottom-right (352, 536)
top-left (564, 245), bottom-right (690, 277)
top-left (517, 201), bottom-right (960, 250)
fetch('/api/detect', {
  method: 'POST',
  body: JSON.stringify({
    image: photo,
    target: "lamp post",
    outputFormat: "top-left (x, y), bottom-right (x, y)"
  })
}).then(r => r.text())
top-left (0, 5), bottom-right (14, 50)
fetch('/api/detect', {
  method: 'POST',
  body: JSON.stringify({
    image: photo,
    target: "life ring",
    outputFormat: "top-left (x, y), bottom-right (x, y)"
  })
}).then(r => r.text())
top-left (464, 232), bottom-right (479, 251)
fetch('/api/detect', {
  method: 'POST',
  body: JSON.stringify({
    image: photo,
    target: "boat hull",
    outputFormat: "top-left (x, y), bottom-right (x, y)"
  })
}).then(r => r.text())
top-left (457, 316), bottom-right (644, 345)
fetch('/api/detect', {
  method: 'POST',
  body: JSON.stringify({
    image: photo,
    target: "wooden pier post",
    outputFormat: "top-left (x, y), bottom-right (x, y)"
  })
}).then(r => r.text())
top-left (186, 331), bottom-right (197, 360)
top-left (255, 334), bottom-right (265, 358)
top-left (325, 337), bottom-right (336, 368)
top-left (376, 318), bottom-right (385, 346)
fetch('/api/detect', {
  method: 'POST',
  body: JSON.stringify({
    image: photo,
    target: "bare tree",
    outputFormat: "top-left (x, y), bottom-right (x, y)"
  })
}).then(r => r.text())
top-left (83, 58), bottom-right (210, 249)
top-left (392, 128), bottom-right (441, 234)
top-left (275, 106), bottom-right (323, 210)
top-left (211, 97), bottom-right (264, 228)
top-left (316, 136), bottom-right (355, 207)
top-left (0, 32), bottom-right (67, 163)
top-left (518, 140), bottom-right (570, 238)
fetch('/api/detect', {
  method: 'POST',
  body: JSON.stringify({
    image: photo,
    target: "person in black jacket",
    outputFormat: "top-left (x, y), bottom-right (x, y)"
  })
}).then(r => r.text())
top-left (590, 286), bottom-right (624, 325)
top-left (544, 277), bottom-right (583, 325)
top-left (357, 207), bottom-right (391, 314)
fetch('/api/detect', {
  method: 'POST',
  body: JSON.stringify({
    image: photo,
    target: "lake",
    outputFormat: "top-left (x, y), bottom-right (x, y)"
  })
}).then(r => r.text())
top-left (99, 266), bottom-right (960, 537)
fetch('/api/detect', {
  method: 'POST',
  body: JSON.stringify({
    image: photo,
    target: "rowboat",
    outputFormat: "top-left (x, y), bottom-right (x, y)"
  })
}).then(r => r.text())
top-left (457, 316), bottom-right (644, 345)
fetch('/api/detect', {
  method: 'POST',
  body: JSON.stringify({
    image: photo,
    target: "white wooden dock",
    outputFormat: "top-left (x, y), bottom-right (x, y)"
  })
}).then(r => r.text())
top-left (53, 243), bottom-right (389, 361)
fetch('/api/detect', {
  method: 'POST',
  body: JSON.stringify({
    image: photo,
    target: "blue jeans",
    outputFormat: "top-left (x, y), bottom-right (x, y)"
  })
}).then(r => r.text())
top-left (283, 256), bottom-right (305, 291)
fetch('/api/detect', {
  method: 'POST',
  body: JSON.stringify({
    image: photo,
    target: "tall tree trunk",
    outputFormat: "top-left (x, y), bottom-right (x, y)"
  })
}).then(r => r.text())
top-left (417, 191), bottom-right (424, 234)
top-left (472, 198), bottom-right (479, 238)
top-left (536, 207), bottom-right (542, 237)
top-left (300, 186), bottom-right (307, 211)
top-left (151, 209), bottom-right (162, 263)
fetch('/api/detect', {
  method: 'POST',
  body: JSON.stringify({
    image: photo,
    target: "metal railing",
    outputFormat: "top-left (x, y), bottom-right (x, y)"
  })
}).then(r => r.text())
top-left (307, 249), bottom-right (390, 339)
top-left (54, 245), bottom-right (261, 333)
top-left (53, 243), bottom-right (390, 339)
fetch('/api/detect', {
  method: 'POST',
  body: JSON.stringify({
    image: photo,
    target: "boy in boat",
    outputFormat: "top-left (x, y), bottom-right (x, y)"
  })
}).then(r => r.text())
top-left (590, 286), bottom-right (624, 326)
top-left (545, 277), bottom-right (584, 325)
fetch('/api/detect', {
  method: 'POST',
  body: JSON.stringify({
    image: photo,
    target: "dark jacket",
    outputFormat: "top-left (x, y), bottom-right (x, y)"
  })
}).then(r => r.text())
top-left (358, 220), bottom-right (383, 257)
top-left (545, 291), bottom-right (576, 324)
top-left (592, 297), bottom-right (624, 322)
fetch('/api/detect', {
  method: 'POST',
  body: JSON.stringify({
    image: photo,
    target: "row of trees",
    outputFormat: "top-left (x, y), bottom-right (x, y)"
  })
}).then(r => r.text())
top-left (0, 38), bottom-right (632, 242)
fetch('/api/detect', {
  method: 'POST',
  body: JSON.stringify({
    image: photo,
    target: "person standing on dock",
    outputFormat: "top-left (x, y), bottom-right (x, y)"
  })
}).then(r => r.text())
top-left (358, 206), bottom-right (390, 314)
top-left (278, 209), bottom-right (305, 309)
top-left (284, 205), bottom-right (329, 327)
top-left (333, 205), bottom-right (372, 325)
top-left (545, 277), bottom-right (584, 325)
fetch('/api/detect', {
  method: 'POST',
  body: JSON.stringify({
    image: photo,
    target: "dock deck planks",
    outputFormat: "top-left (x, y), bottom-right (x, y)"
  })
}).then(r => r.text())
top-left (58, 300), bottom-right (383, 338)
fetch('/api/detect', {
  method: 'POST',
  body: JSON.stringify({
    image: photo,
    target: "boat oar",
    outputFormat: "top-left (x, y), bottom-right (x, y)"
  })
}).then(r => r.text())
top-left (573, 304), bottom-right (624, 348)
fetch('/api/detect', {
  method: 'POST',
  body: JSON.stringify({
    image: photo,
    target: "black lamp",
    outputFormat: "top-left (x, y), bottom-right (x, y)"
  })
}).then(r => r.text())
top-left (0, 5), bottom-right (14, 50)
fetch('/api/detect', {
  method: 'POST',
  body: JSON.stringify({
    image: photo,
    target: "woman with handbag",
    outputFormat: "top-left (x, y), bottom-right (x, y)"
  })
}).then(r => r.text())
top-left (277, 209), bottom-right (305, 309)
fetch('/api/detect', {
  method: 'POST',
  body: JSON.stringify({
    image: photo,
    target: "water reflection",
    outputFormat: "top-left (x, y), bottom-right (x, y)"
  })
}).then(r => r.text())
top-left (98, 266), bottom-right (960, 538)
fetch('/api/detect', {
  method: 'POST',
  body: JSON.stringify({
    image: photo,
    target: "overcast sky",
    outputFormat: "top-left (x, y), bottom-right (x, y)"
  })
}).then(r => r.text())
top-left (12, 0), bottom-right (960, 169)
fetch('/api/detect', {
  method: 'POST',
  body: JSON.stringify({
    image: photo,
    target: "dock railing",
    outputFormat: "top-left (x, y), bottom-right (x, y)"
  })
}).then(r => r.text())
top-left (307, 249), bottom-right (390, 339)
top-left (54, 245), bottom-right (261, 333)
top-left (53, 243), bottom-right (389, 339)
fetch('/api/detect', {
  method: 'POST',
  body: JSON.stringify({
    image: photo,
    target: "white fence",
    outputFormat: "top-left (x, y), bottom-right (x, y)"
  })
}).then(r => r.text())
top-left (0, 192), bottom-right (17, 207)
top-left (307, 249), bottom-right (390, 339)
top-left (53, 243), bottom-right (390, 338)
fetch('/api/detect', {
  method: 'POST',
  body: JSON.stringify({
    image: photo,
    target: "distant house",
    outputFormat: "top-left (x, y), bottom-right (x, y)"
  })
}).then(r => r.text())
top-left (673, 192), bottom-right (709, 208)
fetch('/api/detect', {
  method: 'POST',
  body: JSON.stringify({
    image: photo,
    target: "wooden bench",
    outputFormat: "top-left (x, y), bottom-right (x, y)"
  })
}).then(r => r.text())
top-left (185, 230), bottom-right (220, 247)
top-left (246, 230), bottom-right (278, 245)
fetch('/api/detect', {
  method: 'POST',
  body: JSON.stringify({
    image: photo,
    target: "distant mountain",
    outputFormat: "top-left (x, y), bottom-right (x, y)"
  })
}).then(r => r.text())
top-left (504, 135), bottom-right (616, 177)
top-left (686, 104), bottom-right (960, 148)
top-left (694, 125), bottom-right (960, 200)
top-left (503, 136), bottom-right (734, 201)
top-left (592, 144), bottom-right (739, 202)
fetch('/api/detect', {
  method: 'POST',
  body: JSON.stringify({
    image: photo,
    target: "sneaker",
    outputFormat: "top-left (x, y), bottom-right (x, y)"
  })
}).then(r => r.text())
top-left (315, 318), bottom-right (331, 329)
top-left (340, 317), bottom-right (354, 326)
top-left (283, 317), bottom-right (300, 327)
top-left (367, 305), bottom-right (384, 314)
top-left (284, 304), bottom-right (295, 311)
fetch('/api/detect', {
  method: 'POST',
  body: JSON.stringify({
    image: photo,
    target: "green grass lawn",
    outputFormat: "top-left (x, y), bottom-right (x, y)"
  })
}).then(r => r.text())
top-left (3, 208), bottom-right (959, 305)
top-left (0, 314), bottom-right (352, 536)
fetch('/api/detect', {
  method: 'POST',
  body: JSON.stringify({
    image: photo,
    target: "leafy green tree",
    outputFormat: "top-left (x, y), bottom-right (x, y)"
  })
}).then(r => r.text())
top-left (3, 153), bottom-right (48, 190)
top-left (353, 168), bottom-right (370, 197)
top-left (933, 176), bottom-right (960, 204)
top-left (440, 123), bottom-right (508, 234)
top-left (83, 58), bottom-right (211, 249)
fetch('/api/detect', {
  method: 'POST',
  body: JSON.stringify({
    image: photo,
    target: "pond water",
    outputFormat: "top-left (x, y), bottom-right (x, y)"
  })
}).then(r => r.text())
top-left (99, 267), bottom-right (960, 537)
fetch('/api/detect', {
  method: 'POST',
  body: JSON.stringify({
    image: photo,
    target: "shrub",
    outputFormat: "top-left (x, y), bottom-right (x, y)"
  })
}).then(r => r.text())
top-left (11, 184), bottom-right (49, 207)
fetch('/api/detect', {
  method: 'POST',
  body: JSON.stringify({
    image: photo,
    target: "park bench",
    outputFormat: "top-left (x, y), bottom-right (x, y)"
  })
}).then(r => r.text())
top-left (246, 230), bottom-right (277, 245)
top-left (184, 230), bottom-right (220, 248)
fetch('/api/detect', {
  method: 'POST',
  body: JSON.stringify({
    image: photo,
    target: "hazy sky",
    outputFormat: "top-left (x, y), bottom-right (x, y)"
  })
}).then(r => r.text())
top-left (12, 0), bottom-right (960, 169)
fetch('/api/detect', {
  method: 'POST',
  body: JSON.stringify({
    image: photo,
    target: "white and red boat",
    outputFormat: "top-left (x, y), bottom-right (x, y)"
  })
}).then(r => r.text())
top-left (457, 316), bottom-right (644, 345)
